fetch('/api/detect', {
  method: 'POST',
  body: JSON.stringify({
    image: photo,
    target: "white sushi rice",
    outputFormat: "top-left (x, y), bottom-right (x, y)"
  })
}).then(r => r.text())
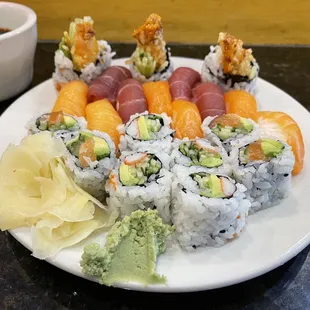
top-left (230, 137), bottom-right (295, 214)
top-left (52, 40), bottom-right (115, 87)
top-left (201, 45), bottom-right (259, 94)
top-left (171, 165), bottom-right (251, 250)
top-left (170, 138), bottom-right (232, 175)
top-left (118, 111), bottom-right (175, 154)
top-left (202, 115), bottom-right (260, 154)
top-left (129, 48), bottom-right (173, 83)
top-left (63, 129), bottom-right (117, 202)
top-left (26, 112), bottom-right (87, 143)
top-left (105, 151), bottom-right (173, 223)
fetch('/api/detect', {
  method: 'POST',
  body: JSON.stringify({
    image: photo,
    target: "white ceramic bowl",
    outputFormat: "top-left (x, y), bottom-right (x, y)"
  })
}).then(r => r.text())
top-left (0, 2), bottom-right (37, 101)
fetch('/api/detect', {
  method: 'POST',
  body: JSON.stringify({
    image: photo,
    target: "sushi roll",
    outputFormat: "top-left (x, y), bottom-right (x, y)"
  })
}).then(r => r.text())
top-left (118, 111), bottom-right (175, 154)
top-left (26, 111), bottom-right (87, 142)
top-left (170, 138), bottom-right (231, 175)
top-left (202, 114), bottom-right (259, 153)
top-left (52, 16), bottom-right (115, 90)
top-left (201, 32), bottom-right (259, 94)
top-left (63, 129), bottom-right (117, 201)
top-left (126, 13), bottom-right (173, 83)
top-left (171, 165), bottom-right (251, 250)
top-left (105, 151), bottom-right (172, 223)
top-left (230, 137), bottom-right (295, 213)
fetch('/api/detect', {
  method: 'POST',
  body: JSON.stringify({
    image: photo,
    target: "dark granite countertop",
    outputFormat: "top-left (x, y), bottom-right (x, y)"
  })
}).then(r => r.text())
top-left (1, 43), bottom-right (310, 310)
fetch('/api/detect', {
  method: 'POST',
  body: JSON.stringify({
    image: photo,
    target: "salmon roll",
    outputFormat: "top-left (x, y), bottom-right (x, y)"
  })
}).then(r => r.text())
top-left (63, 129), bottom-right (117, 202)
top-left (118, 111), bottom-right (175, 154)
top-left (26, 111), bottom-right (86, 142)
top-left (201, 33), bottom-right (259, 94)
top-left (171, 165), bottom-right (251, 250)
top-left (170, 138), bottom-right (231, 175)
top-left (52, 16), bottom-right (115, 90)
top-left (202, 114), bottom-right (259, 153)
top-left (126, 14), bottom-right (173, 83)
top-left (105, 151), bottom-right (172, 223)
top-left (230, 137), bottom-right (295, 214)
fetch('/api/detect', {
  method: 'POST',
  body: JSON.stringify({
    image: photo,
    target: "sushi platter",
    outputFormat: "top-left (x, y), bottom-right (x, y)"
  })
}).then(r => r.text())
top-left (0, 14), bottom-right (309, 292)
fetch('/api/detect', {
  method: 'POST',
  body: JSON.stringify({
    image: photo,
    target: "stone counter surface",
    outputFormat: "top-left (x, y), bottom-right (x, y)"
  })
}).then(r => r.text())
top-left (0, 43), bottom-right (310, 310)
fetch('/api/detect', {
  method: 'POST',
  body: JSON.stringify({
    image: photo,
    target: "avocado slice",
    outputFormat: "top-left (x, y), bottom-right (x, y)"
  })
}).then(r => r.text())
top-left (66, 135), bottom-right (80, 157)
top-left (240, 118), bottom-right (253, 132)
top-left (93, 136), bottom-right (110, 159)
top-left (207, 174), bottom-right (224, 198)
top-left (80, 131), bottom-right (94, 141)
top-left (213, 126), bottom-right (234, 141)
top-left (64, 115), bottom-right (77, 128)
top-left (134, 48), bottom-right (156, 78)
top-left (119, 163), bottom-right (139, 186)
top-left (261, 139), bottom-right (284, 157)
top-left (200, 157), bottom-right (223, 168)
top-left (138, 116), bottom-right (150, 140)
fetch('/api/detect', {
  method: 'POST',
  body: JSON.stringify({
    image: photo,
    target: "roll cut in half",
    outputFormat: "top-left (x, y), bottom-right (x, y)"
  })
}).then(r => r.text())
top-left (172, 165), bottom-right (251, 250)
top-left (27, 111), bottom-right (87, 142)
top-left (105, 151), bottom-right (172, 223)
top-left (63, 129), bottom-right (116, 201)
top-left (202, 114), bottom-right (259, 153)
top-left (118, 111), bottom-right (174, 154)
top-left (230, 137), bottom-right (295, 213)
top-left (170, 138), bottom-right (231, 175)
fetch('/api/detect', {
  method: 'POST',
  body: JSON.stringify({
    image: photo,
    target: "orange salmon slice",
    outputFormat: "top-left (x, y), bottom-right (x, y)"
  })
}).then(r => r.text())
top-left (209, 114), bottom-right (241, 128)
top-left (257, 111), bottom-right (305, 175)
top-left (48, 111), bottom-right (65, 126)
top-left (79, 138), bottom-right (96, 168)
top-left (247, 141), bottom-right (267, 161)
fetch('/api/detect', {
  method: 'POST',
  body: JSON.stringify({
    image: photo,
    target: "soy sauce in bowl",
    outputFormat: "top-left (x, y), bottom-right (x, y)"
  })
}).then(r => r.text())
top-left (0, 28), bottom-right (11, 35)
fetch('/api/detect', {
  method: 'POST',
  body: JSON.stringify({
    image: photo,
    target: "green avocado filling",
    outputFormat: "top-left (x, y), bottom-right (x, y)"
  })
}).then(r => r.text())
top-left (191, 172), bottom-right (226, 198)
top-left (261, 139), bottom-right (284, 157)
top-left (66, 131), bottom-right (110, 160)
top-left (119, 154), bottom-right (162, 186)
top-left (80, 209), bottom-right (174, 287)
top-left (211, 117), bottom-right (253, 141)
top-left (36, 113), bottom-right (78, 132)
top-left (137, 115), bottom-right (163, 141)
top-left (132, 47), bottom-right (156, 78)
top-left (179, 141), bottom-right (223, 168)
top-left (240, 138), bottom-right (284, 165)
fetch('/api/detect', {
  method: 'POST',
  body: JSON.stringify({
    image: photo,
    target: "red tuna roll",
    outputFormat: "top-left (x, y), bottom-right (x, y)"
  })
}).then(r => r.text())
top-left (168, 67), bottom-right (201, 101)
top-left (116, 78), bottom-right (148, 123)
top-left (87, 66), bottom-right (132, 106)
top-left (192, 82), bottom-right (225, 120)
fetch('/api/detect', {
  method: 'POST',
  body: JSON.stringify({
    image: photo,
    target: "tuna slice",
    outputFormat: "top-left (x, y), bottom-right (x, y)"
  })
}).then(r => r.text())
top-left (192, 82), bottom-right (225, 120)
top-left (168, 67), bottom-right (201, 102)
top-left (87, 66), bottom-right (132, 106)
top-left (117, 78), bottom-right (148, 123)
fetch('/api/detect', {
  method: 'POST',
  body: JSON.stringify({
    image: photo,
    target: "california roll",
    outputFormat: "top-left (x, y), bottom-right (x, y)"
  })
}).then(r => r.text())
top-left (118, 111), bottom-right (175, 154)
top-left (202, 114), bottom-right (259, 153)
top-left (105, 151), bottom-right (172, 223)
top-left (170, 138), bottom-right (231, 175)
top-left (171, 165), bottom-right (251, 250)
top-left (230, 137), bottom-right (295, 213)
top-left (64, 129), bottom-right (117, 201)
top-left (27, 111), bottom-right (87, 142)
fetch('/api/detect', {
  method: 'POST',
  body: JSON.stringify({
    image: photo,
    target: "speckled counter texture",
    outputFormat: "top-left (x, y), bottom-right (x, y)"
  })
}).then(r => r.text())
top-left (1, 43), bottom-right (310, 310)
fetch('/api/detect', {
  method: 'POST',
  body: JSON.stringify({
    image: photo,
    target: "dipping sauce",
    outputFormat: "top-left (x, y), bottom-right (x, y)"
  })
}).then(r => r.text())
top-left (0, 28), bottom-right (11, 35)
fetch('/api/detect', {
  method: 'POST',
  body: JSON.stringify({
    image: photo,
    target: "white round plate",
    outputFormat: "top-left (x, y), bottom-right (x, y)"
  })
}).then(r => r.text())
top-left (1, 57), bottom-right (309, 293)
